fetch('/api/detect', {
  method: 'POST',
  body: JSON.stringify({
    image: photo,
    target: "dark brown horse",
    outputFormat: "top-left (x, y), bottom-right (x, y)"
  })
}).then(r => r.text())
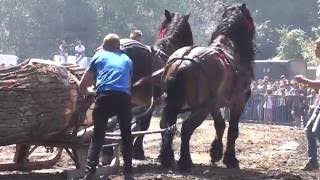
top-left (159, 3), bottom-right (255, 170)
top-left (103, 10), bottom-right (193, 160)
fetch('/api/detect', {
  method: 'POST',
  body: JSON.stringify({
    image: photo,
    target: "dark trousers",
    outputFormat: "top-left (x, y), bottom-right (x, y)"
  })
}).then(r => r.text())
top-left (86, 91), bottom-right (133, 173)
top-left (305, 107), bottom-right (320, 163)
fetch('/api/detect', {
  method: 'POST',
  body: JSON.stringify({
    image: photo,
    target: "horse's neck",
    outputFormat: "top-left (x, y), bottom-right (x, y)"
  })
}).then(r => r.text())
top-left (209, 35), bottom-right (234, 58)
top-left (209, 35), bottom-right (253, 77)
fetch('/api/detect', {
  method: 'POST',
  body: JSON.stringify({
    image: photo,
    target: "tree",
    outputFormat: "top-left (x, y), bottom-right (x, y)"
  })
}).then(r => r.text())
top-left (276, 27), bottom-right (306, 60)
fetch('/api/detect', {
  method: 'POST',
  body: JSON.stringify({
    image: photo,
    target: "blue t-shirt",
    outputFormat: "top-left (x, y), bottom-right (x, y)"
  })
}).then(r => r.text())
top-left (88, 50), bottom-right (133, 95)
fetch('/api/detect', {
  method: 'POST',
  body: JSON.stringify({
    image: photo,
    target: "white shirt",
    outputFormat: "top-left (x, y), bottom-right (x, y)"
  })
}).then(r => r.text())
top-left (75, 45), bottom-right (85, 55)
top-left (263, 95), bottom-right (273, 109)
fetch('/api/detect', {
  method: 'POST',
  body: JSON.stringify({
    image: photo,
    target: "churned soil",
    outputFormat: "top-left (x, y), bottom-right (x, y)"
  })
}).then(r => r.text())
top-left (0, 118), bottom-right (319, 179)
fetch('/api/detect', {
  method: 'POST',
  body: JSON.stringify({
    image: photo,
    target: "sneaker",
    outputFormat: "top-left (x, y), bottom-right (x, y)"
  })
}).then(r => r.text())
top-left (302, 161), bottom-right (319, 171)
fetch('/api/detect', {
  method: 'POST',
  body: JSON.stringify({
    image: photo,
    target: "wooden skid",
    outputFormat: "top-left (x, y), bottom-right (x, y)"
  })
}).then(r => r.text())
top-left (0, 149), bottom-right (62, 171)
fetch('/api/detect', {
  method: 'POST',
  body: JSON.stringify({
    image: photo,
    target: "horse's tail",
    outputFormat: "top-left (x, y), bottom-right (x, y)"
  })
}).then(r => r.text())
top-left (164, 68), bottom-right (186, 104)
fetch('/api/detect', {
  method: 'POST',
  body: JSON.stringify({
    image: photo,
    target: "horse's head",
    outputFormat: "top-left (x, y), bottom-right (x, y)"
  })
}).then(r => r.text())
top-left (222, 3), bottom-right (254, 37)
top-left (154, 10), bottom-right (193, 56)
top-left (210, 3), bottom-right (255, 66)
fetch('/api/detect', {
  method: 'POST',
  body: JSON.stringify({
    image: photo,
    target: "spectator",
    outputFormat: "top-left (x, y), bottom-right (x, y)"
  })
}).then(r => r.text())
top-left (307, 89), bottom-right (318, 118)
top-left (59, 40), bottom-right (68, 64)
top-left (74, 40), bottom-right (87, 68)
top-left (251, 81), bottom-right (260, 120)
top-left (281, 74), bottom-right (288, 82)
top-left (276, 85), bottom-right (288, 122)
top-left (289, 80), bottom-right (300, 95)
top-left (129, 29), bottom-right (143, 42)
top-left (263, 87), bottom-right (273, 124)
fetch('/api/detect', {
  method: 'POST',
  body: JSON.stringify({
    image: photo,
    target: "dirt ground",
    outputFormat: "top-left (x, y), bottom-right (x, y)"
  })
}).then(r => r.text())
top-left (0, 118), bottom-right (320, 180)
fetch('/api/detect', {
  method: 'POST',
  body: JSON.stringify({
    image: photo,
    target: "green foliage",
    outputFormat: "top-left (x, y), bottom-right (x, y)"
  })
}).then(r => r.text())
top-left (254, 20), bottom-right (278, 59)
top-left (276, 27), bottom-right (306, 60)
top-left (275, 27), bottom-right (319, 65)
top-left (300, 37), bottom-right (320, 66)
top-left (0, 0), bottom-right (320, 62)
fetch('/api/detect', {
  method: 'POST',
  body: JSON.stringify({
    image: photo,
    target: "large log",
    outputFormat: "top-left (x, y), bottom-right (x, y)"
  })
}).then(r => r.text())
top-left (0, 59), bottom-right (85, 146)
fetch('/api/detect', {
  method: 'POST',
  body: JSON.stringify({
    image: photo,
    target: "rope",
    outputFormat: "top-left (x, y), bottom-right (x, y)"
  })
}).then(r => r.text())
top-left (105, 123), bottom-right (177, 137)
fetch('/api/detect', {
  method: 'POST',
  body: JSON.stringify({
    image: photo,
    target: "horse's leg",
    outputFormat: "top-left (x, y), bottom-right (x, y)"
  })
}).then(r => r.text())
top-left (159, 97), bottom-right (180, 168)
top-left (210, 108), bottom-right (226, 164)
top-left (178, 108), bottom-right (208, 171)
top-left (223, 93), bottom-right (250, 168)
top-left (132, 105), bottom-right (154, 160)
top-left (14, 144), bottom-right (31, 163)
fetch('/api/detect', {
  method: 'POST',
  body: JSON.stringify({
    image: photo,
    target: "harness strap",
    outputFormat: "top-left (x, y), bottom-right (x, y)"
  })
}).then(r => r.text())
top-left (120, 40), bottom-right (150, 52)
top-left (166, 47), bottom-right (237, 110)
top-left (132, 68), bottom-right (165, 87)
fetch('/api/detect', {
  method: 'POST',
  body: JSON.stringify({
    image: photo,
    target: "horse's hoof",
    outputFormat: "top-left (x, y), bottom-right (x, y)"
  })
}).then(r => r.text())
top-left (210, 141), bottom-right (223, 163)
top-left (133, 149), bottom-right (145, 160)
top-left (223, 156), bottom-right (240, 169)
top-left (225, 163), bottom-right (240, 169)
top-left (159, 150), bottom-right (175, 168)
top-left (178, 158), bottom-right (193, 172)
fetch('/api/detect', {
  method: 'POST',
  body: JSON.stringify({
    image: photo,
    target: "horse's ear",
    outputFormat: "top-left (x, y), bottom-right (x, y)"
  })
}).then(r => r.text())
top-left (184, 13), bottom-right (191, 21)
top-left (222, 4), bottom-right (227, 10)
top-left (241, 3), bottom-right (247, 10)
top-left (165, 9), bottom-right (171, 20)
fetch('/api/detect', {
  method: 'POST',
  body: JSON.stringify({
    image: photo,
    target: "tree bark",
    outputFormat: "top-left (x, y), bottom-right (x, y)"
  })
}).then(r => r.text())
top-left (0, 59), bottom-right (84, 146)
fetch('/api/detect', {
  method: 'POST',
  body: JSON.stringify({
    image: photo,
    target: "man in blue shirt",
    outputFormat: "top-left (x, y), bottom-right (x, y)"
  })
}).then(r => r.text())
top-left (79, 33), bottom-right (133, 177)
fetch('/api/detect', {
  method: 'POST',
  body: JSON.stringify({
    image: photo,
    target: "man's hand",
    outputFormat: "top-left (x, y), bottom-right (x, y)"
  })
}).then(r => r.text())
top-left (79, 70), bottom-right (94, 95)
top-left (87, 86), bottom-right (96, 95)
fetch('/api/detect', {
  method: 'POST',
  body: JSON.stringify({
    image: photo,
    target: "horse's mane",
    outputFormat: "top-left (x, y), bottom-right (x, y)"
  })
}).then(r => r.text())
top-left (155, 12), bottom-right (193, 48)
top-left (209, 4), bottom-right (255, 66)
top-left (159, 13), bottom-right (183, 37)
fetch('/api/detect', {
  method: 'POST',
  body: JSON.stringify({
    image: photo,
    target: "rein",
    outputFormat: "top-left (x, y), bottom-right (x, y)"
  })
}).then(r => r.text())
top-left (132, 68), bottom-right (164, 88)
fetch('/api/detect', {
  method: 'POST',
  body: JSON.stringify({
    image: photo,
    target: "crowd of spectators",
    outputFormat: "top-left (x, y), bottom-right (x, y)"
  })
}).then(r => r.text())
top-left (240, 75), bottom-right (320, 127)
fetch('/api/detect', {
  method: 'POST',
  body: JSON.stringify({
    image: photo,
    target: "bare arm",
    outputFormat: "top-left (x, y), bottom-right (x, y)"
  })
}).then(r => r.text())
top-left (79, 69), bottom-right (94, 95)
top-left (295, 75), bottom-right (320, 89)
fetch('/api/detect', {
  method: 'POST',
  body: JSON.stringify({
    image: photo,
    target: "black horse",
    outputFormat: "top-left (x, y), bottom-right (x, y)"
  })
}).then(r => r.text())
top-left (103, 9), bottom-right (193, 161)
top-left (159, 3), bottom-right (255, 171)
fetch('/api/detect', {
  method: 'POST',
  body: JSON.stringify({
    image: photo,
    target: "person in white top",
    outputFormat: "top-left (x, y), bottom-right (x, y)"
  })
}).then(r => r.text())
top-left (75, 40), bottom-right (88, 68)
top-left (263, 87), bottom-right (273, 124)
top-left (75, 40), bottom-right (86, 63)
top-left (59, 40), bottom-right (68, 64)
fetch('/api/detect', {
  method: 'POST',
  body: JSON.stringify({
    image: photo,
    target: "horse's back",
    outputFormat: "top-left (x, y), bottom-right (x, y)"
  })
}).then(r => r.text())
top-left (120, 39), bottom-right (153, 82)
top-left (164, 46), bottom-right (236, 107)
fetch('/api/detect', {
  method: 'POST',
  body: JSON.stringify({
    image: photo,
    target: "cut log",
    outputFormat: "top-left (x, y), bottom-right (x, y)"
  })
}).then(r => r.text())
top-left (0, 59), bottom-right (90, 146)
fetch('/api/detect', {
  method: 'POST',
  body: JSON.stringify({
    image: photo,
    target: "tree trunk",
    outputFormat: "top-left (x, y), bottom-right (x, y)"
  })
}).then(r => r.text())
top-left (0, 59), bottom-right (84, 146)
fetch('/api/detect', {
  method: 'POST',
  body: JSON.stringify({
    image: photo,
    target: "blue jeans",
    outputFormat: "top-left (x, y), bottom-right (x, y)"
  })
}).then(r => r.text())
top-left (305, 107), bottom-right (320, 163)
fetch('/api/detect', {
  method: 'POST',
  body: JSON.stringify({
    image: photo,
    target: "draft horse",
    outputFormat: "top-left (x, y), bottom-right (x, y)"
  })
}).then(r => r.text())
top-left (103, 10), bottom-right (193, 160)
top-left (159, 3), bottom-right (255, 171)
